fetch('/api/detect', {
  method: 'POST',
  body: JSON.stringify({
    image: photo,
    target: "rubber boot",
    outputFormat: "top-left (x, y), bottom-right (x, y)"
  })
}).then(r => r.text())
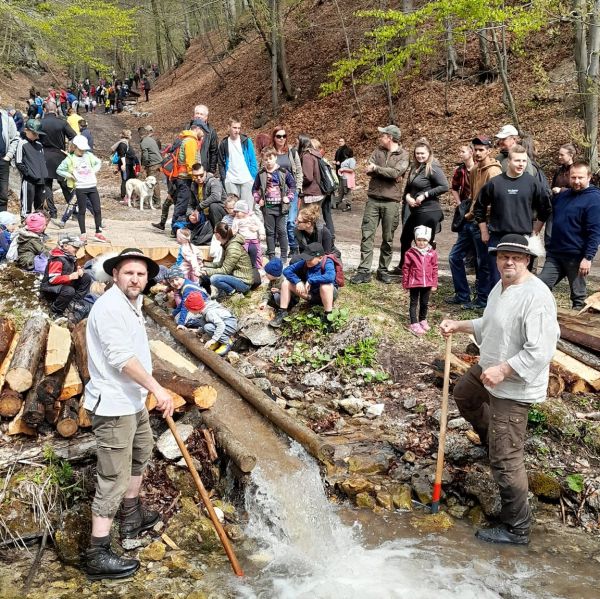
top-left (118, 497), bottom-right (160, 539)
top-left (85, 540), bottom-right (140, 580)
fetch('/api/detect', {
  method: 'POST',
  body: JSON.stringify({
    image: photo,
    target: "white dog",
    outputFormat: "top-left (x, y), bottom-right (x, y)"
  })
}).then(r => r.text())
top-left (124, 176), bottom-right (158, 210)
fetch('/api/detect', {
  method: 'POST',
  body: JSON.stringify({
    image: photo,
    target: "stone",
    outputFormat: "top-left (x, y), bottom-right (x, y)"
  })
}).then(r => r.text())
top-left (528, 471), bottom-right (561, 500)
top-left (237, 360), bottom-right (265, 379)
top-left (402, 450), bottom-right (417, 463)
top-left (306, 404), bottom-right (333, 421)
top-left (165, 551), bottom-right (192, 573)
top-left (164, 497), bottom-right (222, 553)
top-left (338, 476), bottom-right (378, 497)
top-left (366, 403), bottom-right (385, 418)
top-left (447, 417), bottom-right (468, 430)
top-left (301, 372), bottom-right (327, 387)
top-left (334, 417), bottom-right (346, 431)
top-left (275, 398), bottom-right (287, 409)
top-left (339, 397), bottom-right (365, 415)
top-left (444, 435), bottom-right (487, 464)
top-left (186, 592), bottom-right (209, 599)
top-left (253, 377), bottom-right (272, 393)
top-left (54, 503), bottom-right (92, 566)
top-left (388, 484), bottom-right (413, 510)
top-left (226, 351), bottom-right (241, 365)
top-left (140, 541), bottom-right (166, 561)
top-left (411, 470), bottom-right (433, 504)
top-left (282, 386), bottom-right (304, 401)
top-left (468, 505), bottom-right (487, 526)
top-left (325, 380), bottom-right (344, 393)
top-left (328, 317), bottom-right (374, 356)
top-left (348, 452), bottom-right (391, 475)
top-left (403, 397), bottom-right (417, 410)
top-left (121, 537), bottom-right (147, 550)
top-left (447, 504), bottom-right (470, 519)
top-left (166, 465), bottom-right (198, 498)
top-left (286, 399), bottom-right (304, 409)
top-left (224, 524), bottom-right (245, 541)
top-left (238, 313), bottom-right (279, 346)
top-left (156, 423), bottom-right (193, 460)
top-left (376, 492), bottom-right (394, 511)
top-left (355, 492), bottom-right (376, 509)
top-left (464, 469), bottom-right (502, 517)
top-left (415, 383), bottom-right (427, 391)
top-left (410, 512), bottom-right (454, 532)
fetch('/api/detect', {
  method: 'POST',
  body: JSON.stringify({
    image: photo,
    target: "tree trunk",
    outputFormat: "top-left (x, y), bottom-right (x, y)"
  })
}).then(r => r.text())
top-left (150, 0), bottom-right (165, 73)
top-left (0, 435), bottom-right (97, 469)
top-left (71, 319), bottom-right (90, 385)
top-left (181, 0), bottom-right (192, 51)
top-left (271, 0), bottom-right (279, 116)
top-left (477, 29), bottom-right (496, 83)
top-left (490, 26), bottom-right (520, 132)
top-left (6, 315), bottom-right (49, 393)
top-left (445, 18), bottom-right (459, 79)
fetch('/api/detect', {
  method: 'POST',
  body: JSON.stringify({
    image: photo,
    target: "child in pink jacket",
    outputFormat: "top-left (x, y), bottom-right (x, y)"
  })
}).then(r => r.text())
top-left (402, 225), bottom-right (438, 336)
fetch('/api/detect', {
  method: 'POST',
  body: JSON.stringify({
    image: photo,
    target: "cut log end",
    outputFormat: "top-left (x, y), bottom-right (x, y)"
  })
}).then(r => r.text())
top-left (6, 368), bottom-right (34, 394)
top-left (8, 404), bottom-right (37, 436)
top-left (547, 373), bottom-right (565, 398)
top-left (0, 388), bottom-right (23, 418)
top-left (193, 386), bottom-right (217, 410)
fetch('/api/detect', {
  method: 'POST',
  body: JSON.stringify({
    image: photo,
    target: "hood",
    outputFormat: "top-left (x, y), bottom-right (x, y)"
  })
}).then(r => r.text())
top-left (18, 229), bottom-right (42, 240)
top-left (228, 233), bottom-right (246, 247)
top-left (567, 184), bottom-right (599, 197)
top-left (478, 159), bottom-right (502, 172)
top-left (180, 130), bottom-right (198, 140)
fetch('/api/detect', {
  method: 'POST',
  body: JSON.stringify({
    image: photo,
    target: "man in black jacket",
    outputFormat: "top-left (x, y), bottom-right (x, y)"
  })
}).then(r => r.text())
top-left (191, 164), bottom-right (225, 228)
top-left (474, 144), bottom-right (547, 286)
top-left (191, 105), bottom-right (218, 174)
top-left (15, 119), bottom-right (48, 216)
top-left (39, 101), bottom-right (76, 219)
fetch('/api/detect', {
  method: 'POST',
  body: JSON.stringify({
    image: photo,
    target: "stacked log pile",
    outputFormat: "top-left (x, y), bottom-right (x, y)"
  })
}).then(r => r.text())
top-left (0, 316), bottom-right (217, 439)
top-left (434, 304), bottom-right (600, 397)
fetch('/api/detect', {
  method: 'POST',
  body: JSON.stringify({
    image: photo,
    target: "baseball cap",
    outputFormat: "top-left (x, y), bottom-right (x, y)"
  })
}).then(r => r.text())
top-left (299, 242), bottom-right (325, 262)
top-left (25, 119), bottom-right (45, 136)
top-left (72, 135), bottom-right (90, 151)
top-left (377, 125), bottom-right (401, 142)
top-left (58, 234), bottom-right (84, 248)
top-left (495, 124), bottom-right (519, 139)
top-left (166, 265), bottom-right (185, 280)
top-left (471, 135), bottom-right (492, 147)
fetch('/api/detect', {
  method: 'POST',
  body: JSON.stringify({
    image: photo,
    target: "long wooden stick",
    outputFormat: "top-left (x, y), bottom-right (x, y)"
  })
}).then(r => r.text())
top-left (165, 415), bottom-right (243, 577)
top-left (432, 335), bottom-right (452, 514)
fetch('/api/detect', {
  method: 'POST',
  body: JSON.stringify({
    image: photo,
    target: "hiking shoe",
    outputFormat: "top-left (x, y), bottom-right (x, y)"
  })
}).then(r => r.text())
top-left (409, 323), bottom-right (425, 336)
top-left (170, 230), bottom-right (177, 238)
top-left (419, 319), bottom-right (430, 332)
top-left (151, 222), bottom-right (165, 231)
top-left (462, 300), bottom-right (486, 311)
top-left (205, 340), bottom-right (220, 351)
top-left (475, 525), bottom-right (529, 545)
top-left (93, 233), bottom-right (108, 243)
top-left (350, 271), bottom-right (371, 285)
top-left (445, 296), bottom-right (470, 305)
top-left (85, 543), bottom-right (140, 581)
top-left (118, 498), bottom-right (160, 539)
top-left (215, 342), bottom-right (232, 356)
top-left (376, 271), bottom-right (393, 284)
top-left (269, 309), bottom-right (288, 328)
top-left (388, 264), bottom-right (403, 276)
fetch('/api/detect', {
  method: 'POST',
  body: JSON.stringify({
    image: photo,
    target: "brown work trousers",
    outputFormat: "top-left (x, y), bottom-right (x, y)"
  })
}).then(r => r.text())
top-left (454, 364), bottom-right (531, 533)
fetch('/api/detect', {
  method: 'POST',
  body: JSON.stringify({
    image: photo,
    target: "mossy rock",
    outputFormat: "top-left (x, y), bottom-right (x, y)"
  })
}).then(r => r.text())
top-left (376, 491), bottom-right (394, 511)
top-left (347, 452), bottom-right (391, 475)
top-left (54, 504), bottom-right (93, 566)
top-left (535, 399), bottom-right (580, 438)
top-left (140, 540), bottom-right (166, 562)
top-left (410, 512), bottom-right (454, 532)
top-left (528, 471), bottom-right (561, 500)
top-left (583, 422), bottom-right (600, 456)
top-left (387, 483), bottom-right (413, 511)
top-left (355, 492), bottom-right (376, 509)
top-left (337, 475), bottom-right (379, 497)
top-left (164, 497), bottom-right (221, 554)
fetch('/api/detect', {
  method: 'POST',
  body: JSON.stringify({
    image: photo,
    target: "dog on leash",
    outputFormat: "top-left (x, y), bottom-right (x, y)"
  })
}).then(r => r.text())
top-left (124, 176), bottom-right (159, 210)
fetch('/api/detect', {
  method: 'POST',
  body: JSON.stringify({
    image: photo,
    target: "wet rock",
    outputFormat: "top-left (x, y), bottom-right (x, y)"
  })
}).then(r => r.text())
top-left (253, 377), bottom-right (272, 393)
top-left (528, 471), bottom-right (561, 500)
top-left (328, 317), bottom-right (374, 356)
top-left (140, 540), bottom-right (166, 561)
top-left (410, 512), bottom-right (454, 532)
top-left (402, 450), bottom-right (417, 463)
top-left (165, 550), bottom-right (192, 573)
top-left (306, 404), bottom-right (333, 421)
top-left (389, 462), bottom-right (413, 482)
top-left (224, 524), bottom-right (245, 541)
top-left (302, 372), bottom-right (327, 387)
top-left (366, 403), bottom-right (385, 418)
top-left (411, 470), bottom-right (434, 504)
top-left (164, 497), bottom-right (222, 553)
top-left (282, 386), bottom-right (304, 401)
top-left (447, 504), bottom-right (470, 519)
top-left (237, 360), bottom-right (266, 379)
top-left (403, 397), bottom-right (417, 410)
top-left (464, 469), bottom-right (501, 517)
top-left (54, 503), bottom-right (92, 566)
top-left (355, 492), bottom-right (376, 509)
top-left (444, 435), bottom-right (487, 464)
top-left (348, 452), bottom-right (391, 475)
top-left (376, 491), bottom-right (394, 510)
top-left (157, 423), bottom-right (193, 460)
top-left (468, 505), bottom-right (487, 525)
top-left (388, 484), bottom-right (413, 510)
top-left (186, 592), bottom-right (208, 599)
top-left (339, 396), bottom-right (365, 415)
top-left (238, 313), bottom-right (279, 346)
top-left (447, 417), bottom-right (468, 430)
top-left (338, 475), bottom-right (379, 497)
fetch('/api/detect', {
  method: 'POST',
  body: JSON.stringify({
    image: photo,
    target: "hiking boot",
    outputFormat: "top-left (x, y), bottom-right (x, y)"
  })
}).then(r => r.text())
top-left (269, 309), bottom-right (288, 328)
top-left (462, 300), bottom-right (486, 311)
top-left (409, 322), bottom-right (425, 336)
top-left (151, 222), bottom-right (165, 231)
top-left (215, 342), bottom-right (232, 356)
top-left (376, 271), bottom-right (393, 284)
top-left (475, 525), bottom-right (529, 545)
top-left (85, 543), bottom-right (140, 581)
top-left (350, 271), bottom-right (371, 285)
top-left (388, 264), bottom-right (403, 276)
top-left (419, 319), bottom-right (430, 332)
top-left (118, 498), bottom-right (160, 539)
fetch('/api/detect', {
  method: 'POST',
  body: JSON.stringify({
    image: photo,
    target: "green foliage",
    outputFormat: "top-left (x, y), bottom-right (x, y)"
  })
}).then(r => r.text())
top-left (322, 0), bottom-right (554, 95)
top-left (565, 473), bottom-right (584, 494)
top-left (527, 406), bottom-right (548, 434)
top-left (42, 446), bottom-right (82, 501)
top-left (336, 337), bottom-right (378, 369)
top-left (358, 368), bottom-right (390, 383)
top-left (282, 307), bottom-right (348, 337)
top-left (286, 342), bottom-right (331, 368)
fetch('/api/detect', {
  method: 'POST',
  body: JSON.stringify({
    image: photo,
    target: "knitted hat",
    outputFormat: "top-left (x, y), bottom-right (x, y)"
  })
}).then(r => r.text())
top-left (184, 291), bottom-right (206, 313)
top-left (0, 211), bottom-right (19, 227)
top-left (25, 212), bottom-right (46, 233)
top-left (264, 257), bottom-right (283, 277)
top-left (233, 200), bottom-right (249, 214)
top-left (166, 265), bottom-right (185, 280)
top-left (414, 225), bottom-right (432, 241)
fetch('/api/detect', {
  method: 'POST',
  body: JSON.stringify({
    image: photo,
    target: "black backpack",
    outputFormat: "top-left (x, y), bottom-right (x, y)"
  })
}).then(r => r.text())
top-left (316, 156), bottom-right (338, 195)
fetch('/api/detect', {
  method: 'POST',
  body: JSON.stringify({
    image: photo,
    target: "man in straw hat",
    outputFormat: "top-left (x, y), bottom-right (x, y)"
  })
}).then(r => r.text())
top-left (440, 234), bottom-right (559, 545)
top-left (83, 248), bottom-right (173, 580)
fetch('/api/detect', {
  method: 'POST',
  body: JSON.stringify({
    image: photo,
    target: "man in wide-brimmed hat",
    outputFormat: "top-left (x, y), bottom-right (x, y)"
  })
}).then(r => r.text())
top-left (440, 234), bottom-right (559, 546)
top-left (83, 248), bottom-right (173, 580)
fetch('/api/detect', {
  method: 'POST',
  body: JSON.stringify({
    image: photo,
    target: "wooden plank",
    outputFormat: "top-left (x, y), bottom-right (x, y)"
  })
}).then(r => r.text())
top-left (577, 291), bottom-right (600, 315)
top-left (557, 308), bottom-right (600, 352)
top-left (0, 331), bottom-right (20, 392)
top-left (150, 340), bottom-right (197, 373)
top-left (552, 349), bottom-right (600, 391)
top-left (59, 363), bottom-right (83, 400)
top-left (45, 324), bottom-right (72, 375)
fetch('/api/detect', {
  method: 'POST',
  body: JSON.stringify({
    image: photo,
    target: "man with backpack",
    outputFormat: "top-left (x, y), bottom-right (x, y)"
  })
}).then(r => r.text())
top-left (138, 125), bottom-right (162, 207)
top-left (269, 242), bottom-right (340, 329)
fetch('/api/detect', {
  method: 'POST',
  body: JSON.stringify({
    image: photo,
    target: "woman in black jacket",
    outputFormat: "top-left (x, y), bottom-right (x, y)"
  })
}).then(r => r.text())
top-left (395, 139), bottom-right (449, 269)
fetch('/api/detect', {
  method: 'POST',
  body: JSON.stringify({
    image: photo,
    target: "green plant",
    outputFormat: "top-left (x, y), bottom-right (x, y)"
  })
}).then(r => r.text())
top-left (336, 337), bottom-right (379, 369)
top-left (527, 407), bottom-right (548, 434)
top-left (282, 309), bottom-right (327, 338)
top-left (325, 307), bottom-right (349, 331)
top-left (42, 446), bottom-right (82, 500)
top-left (286, 343), bottom-right (331, 369)
top-left (359, 369), bottom-right (390, 384)
top-left (566, 473), bottom-right (584, 494)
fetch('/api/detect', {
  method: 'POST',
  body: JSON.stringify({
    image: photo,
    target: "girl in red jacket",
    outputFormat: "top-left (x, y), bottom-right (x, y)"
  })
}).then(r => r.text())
top-left (402, 225), bottom-right (438, 336)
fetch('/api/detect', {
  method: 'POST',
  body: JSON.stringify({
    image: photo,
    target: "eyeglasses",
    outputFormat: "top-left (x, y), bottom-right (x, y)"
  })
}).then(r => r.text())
top-left (275, 134), bottom-right (287, 139)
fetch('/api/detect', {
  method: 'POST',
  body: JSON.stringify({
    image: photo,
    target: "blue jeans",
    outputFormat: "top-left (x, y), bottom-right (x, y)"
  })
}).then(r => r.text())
top-left (287, 191), bottom-right (299, 252)
top-left (205, 316), bottom-right (238, 344)
top-left (210, 274), bottom-right (250, 295)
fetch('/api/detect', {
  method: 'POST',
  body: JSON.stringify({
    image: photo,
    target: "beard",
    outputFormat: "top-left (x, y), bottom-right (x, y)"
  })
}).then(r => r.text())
top-left (123, 286), bottom-right (142, 300)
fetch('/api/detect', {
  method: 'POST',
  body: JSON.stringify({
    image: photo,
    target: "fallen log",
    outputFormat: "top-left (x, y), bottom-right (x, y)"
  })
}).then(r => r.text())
top-left (59, 363), bottom-right (83, 401)
top-left (556, 339), bottom-right (600, 372)
top-left (0, 330), bottom-right (20, 391)
top-left (6, 315), bottom-right (49, 393)
top-left (22, 362), bottom-right (46, 427)
top-left (7, 404), bottom-right (36, 437)
top-left (143, 298), bottom-right (333, 462)
top-left (577, 291), bottom-right (600, 315)
top-left (552, 349), bottom-right (600, 391)
top-left (0, 317), bottom-right (16, 366)
top-left (152, 368), bottom-right (217, 409)
top-left (0, 435), bottom-right (96, 471)
top-left (56, 399), bottom-right (79, 438)
top-left (0, 388), bottom-right (23, 418)
top-left (557, 308), bottom-right (600, 352)
top-left (45, 324), bottom-right (72, 375)
top-left (71, 319), bottom-right (90, 385)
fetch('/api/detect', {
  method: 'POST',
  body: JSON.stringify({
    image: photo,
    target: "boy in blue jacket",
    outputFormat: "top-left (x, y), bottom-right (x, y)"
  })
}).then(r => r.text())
top-left (270, 242), bottom-right (338, 328)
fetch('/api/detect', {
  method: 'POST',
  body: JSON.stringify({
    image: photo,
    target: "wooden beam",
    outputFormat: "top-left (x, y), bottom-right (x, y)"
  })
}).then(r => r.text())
top-left (45, 324), bottom-right (72, 375)
top-left (552, 349), bottom-right (600, 391)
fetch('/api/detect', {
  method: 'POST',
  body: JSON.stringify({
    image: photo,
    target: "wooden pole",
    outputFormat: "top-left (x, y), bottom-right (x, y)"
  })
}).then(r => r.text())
top-left (164, 415), bottom-right (243, 577)
top-left (432, 335), bottom-right (452, 514)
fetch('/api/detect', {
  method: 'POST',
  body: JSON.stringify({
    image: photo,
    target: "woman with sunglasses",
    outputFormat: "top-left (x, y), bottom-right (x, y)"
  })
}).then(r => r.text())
top-left (272, 126), bottom-right (302, 259)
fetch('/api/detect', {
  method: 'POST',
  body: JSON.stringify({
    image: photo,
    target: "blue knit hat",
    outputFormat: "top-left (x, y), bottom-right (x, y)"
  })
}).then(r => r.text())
top-left (166, 265), bottom-right (185, 280)
top-left (264, 257), bottom-right (283, 277)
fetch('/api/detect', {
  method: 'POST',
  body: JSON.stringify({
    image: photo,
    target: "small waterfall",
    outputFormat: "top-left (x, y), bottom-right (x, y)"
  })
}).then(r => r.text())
top-left (233, 443), bottom-right (545, 599)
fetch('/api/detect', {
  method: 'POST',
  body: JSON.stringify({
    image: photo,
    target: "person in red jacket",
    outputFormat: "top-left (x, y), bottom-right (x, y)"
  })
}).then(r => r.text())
top-left (402, 225), bottom-right (438, 336)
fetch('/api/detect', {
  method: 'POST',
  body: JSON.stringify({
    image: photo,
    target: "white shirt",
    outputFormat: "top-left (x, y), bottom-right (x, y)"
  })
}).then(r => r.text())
top-left (226, 137), bottom-right (252, 184)
top-left (84, 285), bottom-right (152, 416)
top-left (71, 154), bottom-right (97, 189)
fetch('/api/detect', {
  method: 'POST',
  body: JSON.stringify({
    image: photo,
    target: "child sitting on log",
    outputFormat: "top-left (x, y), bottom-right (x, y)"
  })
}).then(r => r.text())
top-left (181, 291), bottom-right (237, 356)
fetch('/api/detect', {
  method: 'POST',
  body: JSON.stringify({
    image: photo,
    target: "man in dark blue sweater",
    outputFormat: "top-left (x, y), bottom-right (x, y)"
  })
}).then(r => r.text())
top-left (538, 162), bottom-right (600, 309)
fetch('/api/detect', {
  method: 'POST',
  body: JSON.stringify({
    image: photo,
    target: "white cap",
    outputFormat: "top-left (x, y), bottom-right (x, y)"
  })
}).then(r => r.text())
top-left (414, 225), bottom-right (432, 241)
top-left (72, 134), bottom-right (90, 151)
top-left (495, 124), bottom-right (519, 139)
top-left (233, 200), bottom-right (249, 213)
